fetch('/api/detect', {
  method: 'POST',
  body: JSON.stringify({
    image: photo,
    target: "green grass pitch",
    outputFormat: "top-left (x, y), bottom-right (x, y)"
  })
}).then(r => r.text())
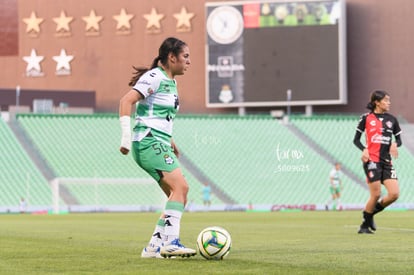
top-left (1, 211), bottom-right (414, 274)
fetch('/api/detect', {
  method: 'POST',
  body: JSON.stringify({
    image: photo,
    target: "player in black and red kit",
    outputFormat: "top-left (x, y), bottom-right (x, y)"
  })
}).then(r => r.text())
top-left (353, 90), bottom-right (402, 234)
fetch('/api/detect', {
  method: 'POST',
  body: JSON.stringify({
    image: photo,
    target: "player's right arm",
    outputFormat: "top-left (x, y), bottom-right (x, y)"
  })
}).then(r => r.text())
top-left (353, 130), bottom-right (369, 162)
top-left (353, 114), bottom-right (369, 162)
top-left (119, 89), bottom-right (143, 155)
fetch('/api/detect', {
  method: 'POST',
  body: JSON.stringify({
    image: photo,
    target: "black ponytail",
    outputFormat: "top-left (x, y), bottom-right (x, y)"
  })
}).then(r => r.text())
top-left (128, 66), bottom-right (146, 87)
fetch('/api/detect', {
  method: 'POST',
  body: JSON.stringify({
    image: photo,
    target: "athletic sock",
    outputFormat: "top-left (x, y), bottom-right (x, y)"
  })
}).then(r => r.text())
top-left (163, 201), bottom-right (184, 243)
top-left (373, 201), bottom-right (385, 215)
top-left (148, 218), bottom-right (165, 247)
top-left (362, 211), bottom-right (373, 227)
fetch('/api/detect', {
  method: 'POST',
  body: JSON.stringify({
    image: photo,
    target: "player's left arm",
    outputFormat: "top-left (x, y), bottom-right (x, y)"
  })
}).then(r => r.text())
top-left (390, 118), bottom-right (402, 159)
top-left (390, 135), bottom-right (402, 159)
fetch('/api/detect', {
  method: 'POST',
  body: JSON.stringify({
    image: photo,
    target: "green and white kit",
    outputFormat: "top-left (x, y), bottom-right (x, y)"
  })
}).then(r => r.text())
top-left (131, 67), bottom-right (181, 182)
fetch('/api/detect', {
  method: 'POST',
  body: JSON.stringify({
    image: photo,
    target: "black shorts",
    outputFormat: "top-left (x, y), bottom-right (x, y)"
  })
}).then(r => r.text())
top-left (363, 161), bottom-right (397, 183)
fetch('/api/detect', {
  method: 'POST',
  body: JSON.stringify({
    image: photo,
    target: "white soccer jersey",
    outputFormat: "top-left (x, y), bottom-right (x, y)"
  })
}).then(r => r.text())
top-left (131, 67), bottom-right (179, 141)
top-left (329, 169), bottom-right (341, 187)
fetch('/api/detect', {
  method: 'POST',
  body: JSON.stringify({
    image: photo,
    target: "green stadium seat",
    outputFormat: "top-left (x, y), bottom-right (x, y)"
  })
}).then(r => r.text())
top-left (291, 115), bottom-right (414, 203)
top-left (2, 113), bottom-right (412, 209)
top-left (0, 118), bottom-right (51, 207)
top-left (16, 114), bottom-right (222, 207)
top-left (174, 115), bottom-right (367, 205)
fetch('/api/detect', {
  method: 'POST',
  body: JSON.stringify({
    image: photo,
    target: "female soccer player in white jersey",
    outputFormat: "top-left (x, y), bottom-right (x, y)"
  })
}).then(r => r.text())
top-left (119, 37), bottom-right (195, 258)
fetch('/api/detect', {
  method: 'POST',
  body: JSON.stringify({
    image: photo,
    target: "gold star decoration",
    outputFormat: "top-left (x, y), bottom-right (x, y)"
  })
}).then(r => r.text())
top-left (22, 11), bottom-right (44, 35)
top-left (174, 6), bottom-right (195, 32)
top-left (113, 8), bottom-right (134, 32)
top-left (82, 9), bottom-right (103, 33)
top-left (143, 7), bottom-right (164, 33)
top-left (53, 10), bottom-right (74, 35)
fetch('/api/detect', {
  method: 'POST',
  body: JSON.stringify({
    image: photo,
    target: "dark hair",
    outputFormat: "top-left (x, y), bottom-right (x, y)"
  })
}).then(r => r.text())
top-left (128, 37), bottom-right (187, 86)
top-left (366, 90), bottom-right (389, 111)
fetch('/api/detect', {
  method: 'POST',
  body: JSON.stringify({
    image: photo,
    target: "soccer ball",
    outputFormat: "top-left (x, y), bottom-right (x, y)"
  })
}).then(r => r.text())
top-left (196, 226), bottom-right (232, 260)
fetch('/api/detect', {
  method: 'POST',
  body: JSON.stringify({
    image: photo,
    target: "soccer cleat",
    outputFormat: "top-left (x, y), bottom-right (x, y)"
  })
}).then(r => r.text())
top-left (358, 226), bottom-right (374, 234)
top-left (160, 238), bottom-right (196, 258)
top-left (141, 245), bottom-right (164, 259)
top-left (370, 217), bottom-right (377, 231)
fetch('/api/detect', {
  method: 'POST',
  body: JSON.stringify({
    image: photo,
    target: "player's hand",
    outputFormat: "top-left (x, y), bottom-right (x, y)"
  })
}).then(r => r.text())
top-left (361, 148), bottom-right (369, 162)
top-left (119, 133), bottom-right (131, 155)
top-left (119, 135), bottom-right (131, 155)
top-left (390, 142), bottom-right (398, 159)
top-left (120, 147), bottom-right (129, 155)
top-left (171, 140), bottom-right (180, 158)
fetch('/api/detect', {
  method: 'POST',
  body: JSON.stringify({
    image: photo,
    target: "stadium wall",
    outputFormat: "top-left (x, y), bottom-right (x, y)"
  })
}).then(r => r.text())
top-left (0, 0), bottom-right (413, 121)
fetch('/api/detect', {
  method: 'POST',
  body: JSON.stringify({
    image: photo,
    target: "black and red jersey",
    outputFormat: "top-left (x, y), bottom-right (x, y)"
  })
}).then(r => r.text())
top-left (355, 112), bottom-right (402, 163)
